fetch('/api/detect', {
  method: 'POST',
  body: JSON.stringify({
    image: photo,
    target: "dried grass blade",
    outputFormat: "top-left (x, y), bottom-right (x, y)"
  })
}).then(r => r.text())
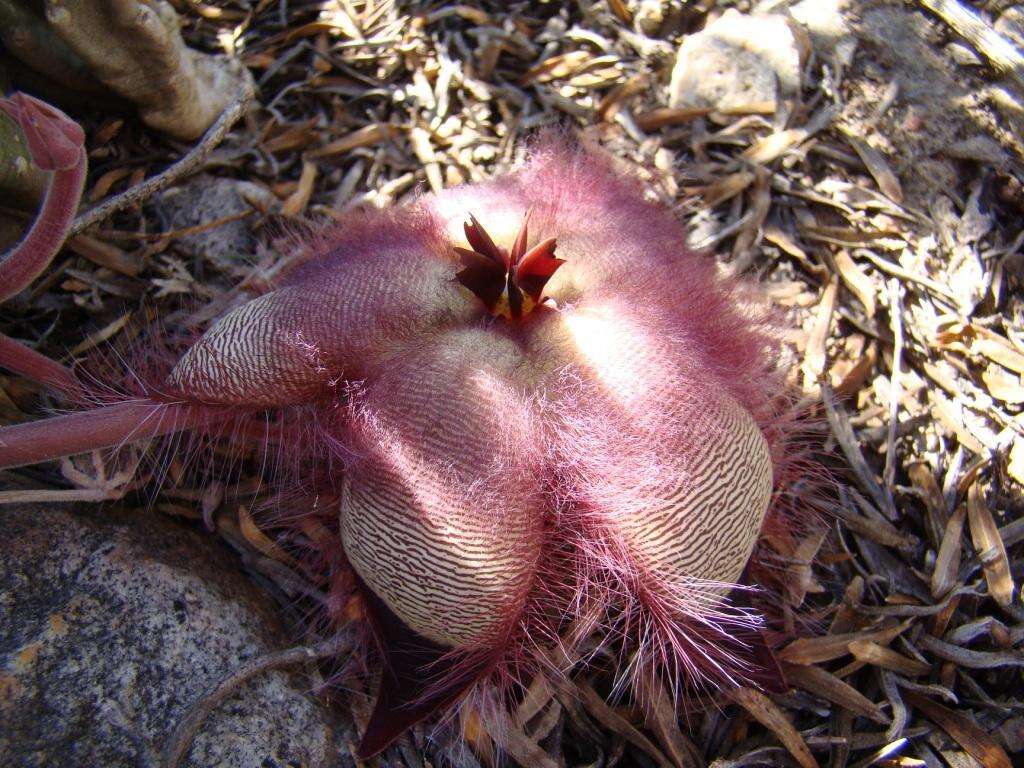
top-left (833, 250), bottom-right (876, 318)
top-left (782, 663), bottom-right (887, 723)
top-left (931, 503), bottom-right (966, 598)
top-left (640, 678), bottom-right (701, 768)
top-left (728, 687), bottom-right (818, 768)
top-left (845, 134), bottom-right (903, 203)
top-left (967, 483), bottom-right (1015, 607)
top-left (281, 160), bottom-right (318, 217)
top-left (902, 690), bottom-right (1012, 768)
top-left (802, 277), bottom-right (838, 390)
top-left (779, 622), bottom-right (911, 665)
top-left (309, 123), bottom-right (398, 158)
top-left (848, 639), bottom-right (932, 676)
top-left (483, 709), bottom-right (560, 768)
top-left (238, 505), bottom-right (296, 566)
top-left (575, 679), bottom-right (674, 768)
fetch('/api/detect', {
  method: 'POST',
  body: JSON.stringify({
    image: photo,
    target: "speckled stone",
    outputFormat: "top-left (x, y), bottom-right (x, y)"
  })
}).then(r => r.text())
top-left (668, 10), bottom-right (807, 115)
top-left (0, 504), bottom-right (355, 768)
top-left (153, 175), bottom-right (276, 269)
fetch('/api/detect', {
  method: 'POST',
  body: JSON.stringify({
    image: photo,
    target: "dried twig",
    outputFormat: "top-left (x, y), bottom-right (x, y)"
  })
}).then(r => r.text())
top-left (918, 0), bottom-right (1024, 92)
top-left (161, 634), bottom-right (349, 768)
top-left (71, 79), bottom-right (255, 236)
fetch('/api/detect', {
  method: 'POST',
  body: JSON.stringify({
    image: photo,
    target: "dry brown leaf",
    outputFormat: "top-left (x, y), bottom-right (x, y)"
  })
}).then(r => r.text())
top-left (829, 576), bottom-right (865, 635)
top-left (833, 250), bottom-right (876, 318)
top-left (575, 680), bottom-right (674, 768)
top-left (833, 498), bottom-right (915, 549)
top-left (68, 312), bottom-right (133, 356)
top-left (908, 462), bottom-right (950, 546)
top-left (309, 123), bottom-right (399, 158)
top-left (786, 527), bottom-right (828, 606)
top-left (802, 277), bottom-right (838, 390)
top-left (568, 67), bottom-right (622, 88)
top-left (460, 706), bottom-right (493, 763)
top-left (92, 118), bottom-right (125, 145)
top-left (519, 50), bottom-right (593, 85)
top-left (700, 171), bottom-right (755, 208)
top-left (483, 710), bottom-right (560, 768)
top-left (903, 691), bottom-right (1012, 768)
top-left (980, 365), bottom-right (1024, 404)
top-left (640, 678), bottom-right (700, 768)
top-left (743, 128), bottom-right (808, 164)
top-left (845, 134), bottom-right (904, 203)
top-left (238, 506), bottom-right (296, 566)
top-left (595, 74), bottom-right (648, 122)
top-left (281, 160), bottom-right (318, 217)
top-left (833, 342), bottom-right (877, 400)
top-left (783, 663), bottom-right (887, 723)
top-left (88, 165), bottom-right (135, 202)
top-left (848, 639), bottom-right (932, 676)
top-left (932, 503), bottom-right (967, 598)
top-left (409, 126), bottom-right (443, 194)
top-left (967, 483), bottom-right (1014, 607)
top-left (262, 119), bottom-right (320, 154)
top-left (68, 234), bottom-right (139, 277)
top-left (1009, 440), bottom-right (1024, 486)
top-left (823, 387), bottom-right (899, 519)
top-left (742, 110), bottom-right (832, 164)
top-left (764, 225), bottom-right (814, 267)
top-left (634, 107), bottom-right (713, 131)
top-left (937, 323), bottom-right (1024, 374)
top-left (930, 392), bottom-right (986, 454)
top-left (973, 337), bottom-right (1024, 375)
top-left (731, 166), bottom-right (771, 268)
top-left (607, 0), bottom-right (632, 25)
top-left (728, 687), bottom-right (818, 768)
top-left (779, 622), bottom-right (910, 665)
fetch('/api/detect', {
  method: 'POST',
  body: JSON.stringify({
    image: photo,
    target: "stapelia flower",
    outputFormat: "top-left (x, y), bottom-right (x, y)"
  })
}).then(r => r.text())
top-left (164, 137), bottom-right (794, 755)
top-left (0, 119), bottom-right (805, 756)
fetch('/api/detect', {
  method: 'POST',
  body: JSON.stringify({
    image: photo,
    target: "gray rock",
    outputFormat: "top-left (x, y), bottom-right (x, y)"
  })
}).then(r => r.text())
top-left (153, 175), bottom-right (275, 269)
top-left (790, 0), bottom-right (856, 63)
top-left (668, 10), bottom-right (807, 115)
top-left (0, 504), bottom-right (355, 768)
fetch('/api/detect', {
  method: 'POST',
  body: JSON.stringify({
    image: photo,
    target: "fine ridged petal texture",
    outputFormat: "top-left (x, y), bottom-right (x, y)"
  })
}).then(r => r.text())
top-left (157, 136), bottom-right (804, 754)
top-left (169, 209), bottom-right (482, 404)
top-left (340, 328), bottom-right (544, 649)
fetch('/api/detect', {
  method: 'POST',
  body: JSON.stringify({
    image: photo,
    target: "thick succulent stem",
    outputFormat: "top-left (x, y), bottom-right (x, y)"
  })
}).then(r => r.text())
top-left (0, 91), bottom-right (86, 392)
top-left (0, 334), bottom-right (79, 394)
top-left (0, 155), bottom-right (86, 303)
top-left (0, 400), bottom-right (226, 469)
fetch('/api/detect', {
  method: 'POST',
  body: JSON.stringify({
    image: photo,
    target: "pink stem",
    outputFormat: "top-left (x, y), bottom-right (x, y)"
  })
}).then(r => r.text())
top-left (0, 334), bottom-right (80, 395)
top-left (0, 400), bottom-right (228, 470)
top-left (0, 149), bottom-right (87, 304)
top-left (0, 147), bottom-right (87, 391)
